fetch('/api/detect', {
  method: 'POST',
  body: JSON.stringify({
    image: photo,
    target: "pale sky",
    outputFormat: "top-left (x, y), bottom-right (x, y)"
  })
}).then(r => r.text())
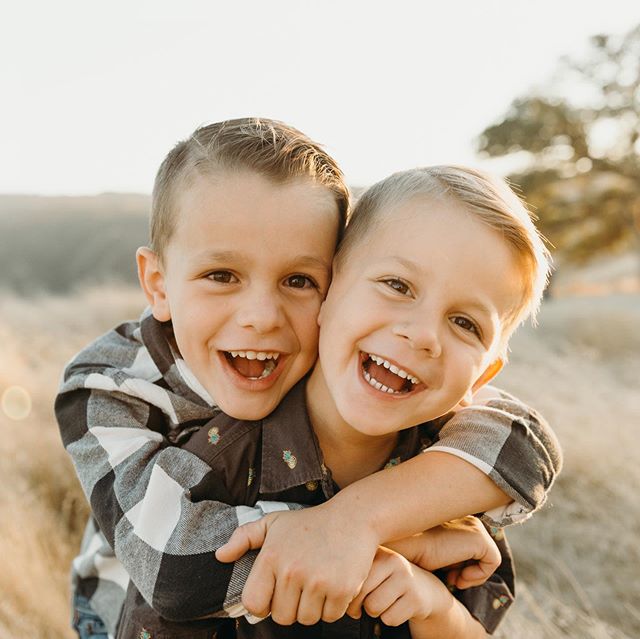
top-left (3, 0), bottom-right (640, 195)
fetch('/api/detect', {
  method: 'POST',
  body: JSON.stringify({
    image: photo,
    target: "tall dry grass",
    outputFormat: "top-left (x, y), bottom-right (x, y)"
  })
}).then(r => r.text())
top-left (1, 286), bottom-right (638, 638)
top-left (0, 287), bottom-right (145, 638)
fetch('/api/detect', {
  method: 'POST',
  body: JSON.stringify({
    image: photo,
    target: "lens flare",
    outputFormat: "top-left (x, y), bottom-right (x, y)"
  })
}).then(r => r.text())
top-left (1, 385), bottom-right (32, 421)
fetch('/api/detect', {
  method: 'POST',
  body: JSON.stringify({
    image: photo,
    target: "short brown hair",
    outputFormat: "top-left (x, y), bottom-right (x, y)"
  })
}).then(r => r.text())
top-left (151, 117), bottom-right (350, 258)
top-left (336, 165), bottom-right (551, 334)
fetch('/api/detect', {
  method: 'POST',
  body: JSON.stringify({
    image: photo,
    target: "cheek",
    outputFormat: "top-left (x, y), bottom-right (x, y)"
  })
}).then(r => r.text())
top-left (293, 302), bottom-right (322, 347)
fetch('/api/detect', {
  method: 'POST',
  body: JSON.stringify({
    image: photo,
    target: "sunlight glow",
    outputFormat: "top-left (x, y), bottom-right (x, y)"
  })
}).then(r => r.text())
top-left (1, 385), bottom-right (32, 421)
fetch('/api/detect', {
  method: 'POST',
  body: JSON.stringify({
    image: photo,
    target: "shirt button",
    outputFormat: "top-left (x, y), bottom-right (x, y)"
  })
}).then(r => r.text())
top-left (373, 622), bottom-right (382, 636)
top-left (492, 595), bottom-right (509, 609)
top-left (305, 480), bottom-right (318, 491)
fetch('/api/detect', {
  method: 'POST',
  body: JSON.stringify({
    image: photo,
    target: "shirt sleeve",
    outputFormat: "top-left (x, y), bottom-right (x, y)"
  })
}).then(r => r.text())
top-left (55, 355), bottom-right (289, 622)
top-left (454, 528), bottom-right (515, 635)
top-left (421, 387), bottom-right (563, 527)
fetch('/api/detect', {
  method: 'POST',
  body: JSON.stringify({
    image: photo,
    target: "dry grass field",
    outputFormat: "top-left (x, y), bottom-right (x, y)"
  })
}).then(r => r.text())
top-left (1, 282), bottom-right (638, 638)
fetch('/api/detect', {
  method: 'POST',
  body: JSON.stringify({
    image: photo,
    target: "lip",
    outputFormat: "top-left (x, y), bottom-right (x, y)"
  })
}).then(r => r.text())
top-left (357, 351), bottom-right (427, 400)
top-left (217, 350), bottom-right (289, 391)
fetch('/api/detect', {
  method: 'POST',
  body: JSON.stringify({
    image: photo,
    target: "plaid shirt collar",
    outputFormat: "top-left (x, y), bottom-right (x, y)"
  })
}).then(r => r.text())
top-left (140, 309), bottom-right (215, 407)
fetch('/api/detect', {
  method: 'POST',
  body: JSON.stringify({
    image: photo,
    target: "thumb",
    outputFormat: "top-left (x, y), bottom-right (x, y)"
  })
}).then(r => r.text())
top-left (216, 518), bottom-right (269, 562)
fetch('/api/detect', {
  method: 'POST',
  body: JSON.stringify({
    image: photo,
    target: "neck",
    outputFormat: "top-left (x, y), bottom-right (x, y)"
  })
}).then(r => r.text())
top-left (306, 363), bottom-right (398, 488)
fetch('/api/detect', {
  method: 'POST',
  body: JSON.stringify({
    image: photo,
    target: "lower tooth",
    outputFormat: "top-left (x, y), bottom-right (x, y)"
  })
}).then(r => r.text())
top-left (248, 360), bottom-right (277, 380)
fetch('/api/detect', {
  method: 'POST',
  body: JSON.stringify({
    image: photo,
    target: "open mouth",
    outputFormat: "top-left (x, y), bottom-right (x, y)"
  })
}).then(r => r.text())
top-left (223, 350), bottom-right (281, 380)
top-left (361, 352), bottom-right (422, 395)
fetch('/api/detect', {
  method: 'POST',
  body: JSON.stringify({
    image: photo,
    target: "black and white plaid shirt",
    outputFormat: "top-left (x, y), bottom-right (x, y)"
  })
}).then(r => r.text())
top-left (56, 310), bottom-right (562, 638)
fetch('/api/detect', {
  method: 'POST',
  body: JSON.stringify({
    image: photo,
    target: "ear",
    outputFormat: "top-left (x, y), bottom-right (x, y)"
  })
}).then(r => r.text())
top-left (136, 247), bottom-right (171, 321)
top-left (460, 358), bottom-right (504, 407)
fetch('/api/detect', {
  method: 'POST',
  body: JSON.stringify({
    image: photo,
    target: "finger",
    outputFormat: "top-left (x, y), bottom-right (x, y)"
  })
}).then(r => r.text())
top-left (216, 519), bottom-right (269, 562)
top-left (379, 594), bottom-right (414, 627)
top-left (322, 591), bottom-right (353, 624)
top-left (345, 562), bottom-right (389, 619)
top-left (270, 578), bottom-right (302, 626)
top-left (296, 589), bottom-right (326, 626)
top-left (456, 562), bottom-right (497, 589)
top-left (445, 566), bottom-right (462, 589)
top-left (362, 576), bottom-right (400, 619)
top-left (242, 557), bottom-right (276, 617)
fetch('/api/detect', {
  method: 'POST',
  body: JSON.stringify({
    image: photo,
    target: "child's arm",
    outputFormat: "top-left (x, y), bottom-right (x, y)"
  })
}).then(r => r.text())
top-left (383, 516), bottom-right (503, 591)
top-left (217, 391), bottom-right (561, 623)
top-left (55, 322), bottom-right (293, 622)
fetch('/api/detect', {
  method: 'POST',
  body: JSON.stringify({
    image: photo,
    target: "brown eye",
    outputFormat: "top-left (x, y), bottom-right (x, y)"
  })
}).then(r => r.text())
top-left (207, 271), bottom-right (237, 284)
top-left (452, 316), bottom-right (480, 336)
top-left (382, 278), bottom-right (411, 296)
top-left (285, 275), bottom-right (317, 289)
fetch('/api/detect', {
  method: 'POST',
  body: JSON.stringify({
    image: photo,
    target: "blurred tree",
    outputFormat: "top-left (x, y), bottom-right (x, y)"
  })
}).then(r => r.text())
top-left (477, 24), bottom-right (640, 267)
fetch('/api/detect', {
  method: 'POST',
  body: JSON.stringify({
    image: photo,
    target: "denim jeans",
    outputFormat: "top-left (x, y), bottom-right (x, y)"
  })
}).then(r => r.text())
top-left (72, 594), bottom-right (109, 639)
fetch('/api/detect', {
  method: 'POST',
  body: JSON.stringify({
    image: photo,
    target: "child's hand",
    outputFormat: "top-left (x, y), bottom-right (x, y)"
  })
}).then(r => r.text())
top-left (346, 547), bottom-right (449, 627)
top-left (385, 516), bottom-right (501, 590)
top-left (216, 503), bottom-right (379, 625)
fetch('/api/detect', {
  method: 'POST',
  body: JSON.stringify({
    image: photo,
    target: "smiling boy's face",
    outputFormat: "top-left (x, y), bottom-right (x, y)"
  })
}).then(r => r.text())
top-left (139, 170), bottom-right (339, 420)
top-left (315, 195), bottom-right (525, 436)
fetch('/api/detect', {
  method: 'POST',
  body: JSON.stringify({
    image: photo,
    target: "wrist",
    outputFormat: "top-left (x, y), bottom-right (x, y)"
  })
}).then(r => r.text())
top-left (320, 492), bottom-right (382, 545)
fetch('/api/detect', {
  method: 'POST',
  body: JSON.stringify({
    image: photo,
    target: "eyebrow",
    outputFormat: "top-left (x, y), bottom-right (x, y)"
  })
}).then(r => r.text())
top-left (192, 250), bottom-right (331, 271)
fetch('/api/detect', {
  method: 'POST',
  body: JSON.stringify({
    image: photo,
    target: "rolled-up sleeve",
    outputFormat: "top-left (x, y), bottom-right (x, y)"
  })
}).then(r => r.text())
top-left (422, 390), bottom-right (562, 526)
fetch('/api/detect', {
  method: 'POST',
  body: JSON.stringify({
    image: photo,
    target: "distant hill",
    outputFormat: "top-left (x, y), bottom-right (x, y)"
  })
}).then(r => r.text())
top-left (0, 193), bottom-right (151, 217)
top-left (0, 193), bottom-right (150, 295)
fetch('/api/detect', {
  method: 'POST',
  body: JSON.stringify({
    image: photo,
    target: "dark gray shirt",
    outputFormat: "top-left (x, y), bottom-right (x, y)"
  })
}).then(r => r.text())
top-left (117, 380), bottom-right (518, 638)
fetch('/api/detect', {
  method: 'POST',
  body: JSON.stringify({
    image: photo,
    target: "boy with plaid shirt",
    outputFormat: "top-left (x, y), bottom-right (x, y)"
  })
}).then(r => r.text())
top-left (56, 121), bottom-right (561, 638)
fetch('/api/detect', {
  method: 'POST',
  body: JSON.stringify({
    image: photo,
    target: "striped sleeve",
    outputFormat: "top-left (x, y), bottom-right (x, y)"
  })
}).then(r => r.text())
top-left (55, 334), bottom-right (291, 622)
top-left (422, 389), bottom-right (562, 526)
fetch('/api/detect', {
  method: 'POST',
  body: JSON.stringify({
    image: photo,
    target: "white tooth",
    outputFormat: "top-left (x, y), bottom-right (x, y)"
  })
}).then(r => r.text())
top-left (237, 351), bottom-right (246, 358)
top-left (256, 352), bottom-right (267, 361)
top-left (383, 360), bottom-right (391, 369)
top-left (386, 387), bottom-right (395, 394)
top-left (245, 351), bottom-right (257, 360)
top-left (409, 375), bottom-right (419, 384)
top-left (380, 384), bottom-right (389, 392)
top-left (229, 351), bottom-right (238, 358)
top-left (265, 353), bottom-right (273, 360)
top-left (375, 381), bottom-right (383, 390)
top-left (371, 354), bottom-right (382, 364)
top-left (397, 369), bottom-right (408, 379)
top-left (364, 371), bottom-right (371, 382)
top-left (272, 353), bottom-right (280, 360)
top-left (389, 364), bottom-right (399, 374)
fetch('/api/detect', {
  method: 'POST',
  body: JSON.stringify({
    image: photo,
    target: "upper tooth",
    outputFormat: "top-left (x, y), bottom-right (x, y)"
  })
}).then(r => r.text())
top-left (369, 353), bottom-right (419, 384)
top-left (229, 350), bottom-right (280, 360)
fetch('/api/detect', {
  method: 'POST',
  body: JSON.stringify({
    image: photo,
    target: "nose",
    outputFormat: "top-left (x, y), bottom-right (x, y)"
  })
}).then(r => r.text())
top-left (392, 317), bottom-right (442, 358)
top-left (235, 287), bottom-right (286, 334)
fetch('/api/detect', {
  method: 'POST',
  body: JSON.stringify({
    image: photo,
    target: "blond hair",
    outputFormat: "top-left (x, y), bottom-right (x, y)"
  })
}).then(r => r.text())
top-left (336, 165), bottom-right (551, 333)
top-left (151, 117), bottom-right (350, 259)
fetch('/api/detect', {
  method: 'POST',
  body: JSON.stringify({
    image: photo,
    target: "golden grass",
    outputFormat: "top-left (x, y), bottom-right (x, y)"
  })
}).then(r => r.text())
top-left (1, 286), bottom-right (638, 638)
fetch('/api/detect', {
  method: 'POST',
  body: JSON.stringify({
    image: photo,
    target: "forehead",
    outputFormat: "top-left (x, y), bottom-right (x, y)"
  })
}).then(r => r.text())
top-left (174, 171), bottom-right (338, 240)
top-left (166, 170), bottom-right (340, 264)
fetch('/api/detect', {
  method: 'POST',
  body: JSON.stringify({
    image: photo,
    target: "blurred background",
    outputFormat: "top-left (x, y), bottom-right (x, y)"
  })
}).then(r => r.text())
top-left (1, 2), bottom-right (639, 637)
